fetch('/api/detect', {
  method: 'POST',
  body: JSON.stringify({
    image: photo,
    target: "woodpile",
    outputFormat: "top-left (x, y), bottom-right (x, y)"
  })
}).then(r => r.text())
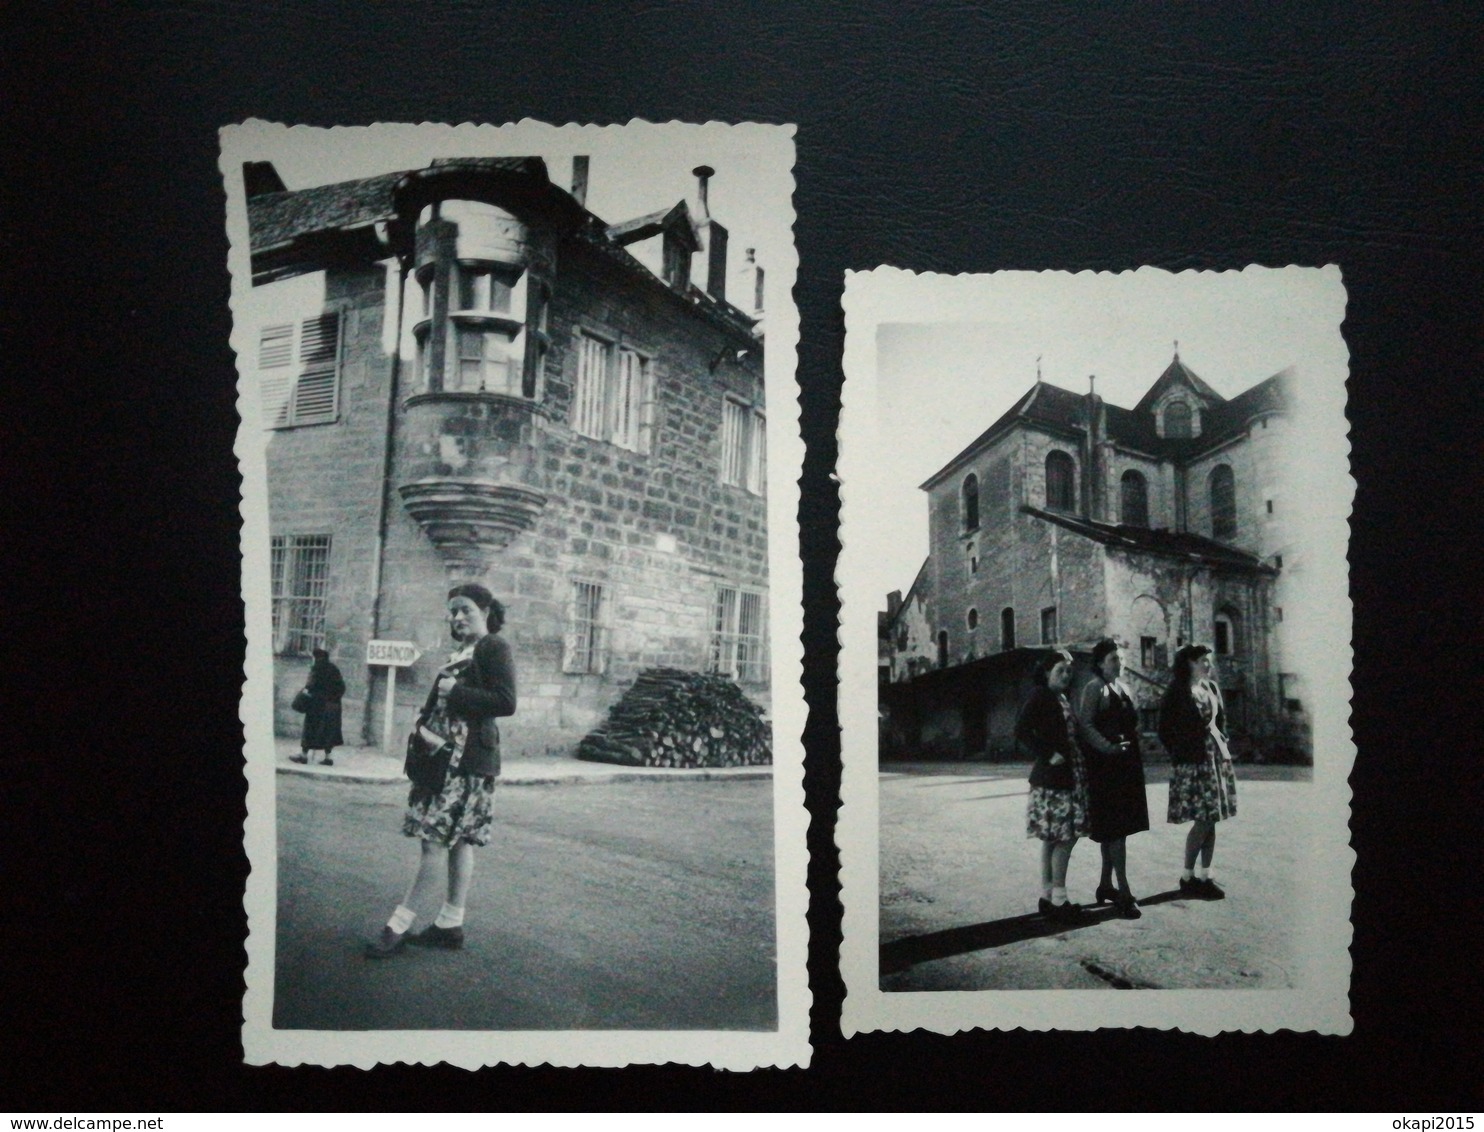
top-left (576, 668), bottom-right (772, 768)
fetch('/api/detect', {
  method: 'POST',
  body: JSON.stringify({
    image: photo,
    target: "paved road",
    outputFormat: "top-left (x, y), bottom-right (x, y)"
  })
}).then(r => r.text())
top-left (880, 762), bottom-right (1312, 991)
top-left (274, 775), bottom-right (777, 1031)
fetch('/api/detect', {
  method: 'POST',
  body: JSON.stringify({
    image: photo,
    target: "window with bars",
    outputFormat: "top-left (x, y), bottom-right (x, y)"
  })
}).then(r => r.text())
top-left (563, 580), bottom-right (607, 674)
top-left (721, 397), bottom-right (766, 493)
top-left (570, 332), bottom-right (654, 452)
top-left (258, 313), bottom-right (341, 428)
top-left (709, 586), bottom-right (767, 684)
top-left (270, 534), bottom-right (331, 655)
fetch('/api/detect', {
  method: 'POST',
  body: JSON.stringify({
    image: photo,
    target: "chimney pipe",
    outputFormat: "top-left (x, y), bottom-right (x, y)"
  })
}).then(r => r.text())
top-left (692, 165), bottom-right (714, 219)
top-left (570, 156), bottom-right (590, 207)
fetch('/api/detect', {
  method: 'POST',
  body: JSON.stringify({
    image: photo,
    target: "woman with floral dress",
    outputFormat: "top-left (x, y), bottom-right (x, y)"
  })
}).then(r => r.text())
top-left (365, 583), bottom-right (517, 957)
top-left (1018, 649), bottom-right (1089, 921)
top-left (1159, 643), bottom-right (1236, 900)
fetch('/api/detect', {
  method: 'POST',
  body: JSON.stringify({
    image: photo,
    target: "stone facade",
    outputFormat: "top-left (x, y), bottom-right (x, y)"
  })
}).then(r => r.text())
top-left (883, 355), bottom-right (1309, 763)
top-left (250, 157), bottom-right (768, 755)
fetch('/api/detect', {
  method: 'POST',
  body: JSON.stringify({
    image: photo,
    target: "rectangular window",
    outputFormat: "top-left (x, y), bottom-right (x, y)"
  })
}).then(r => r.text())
top-left (1140, 636), bottom-right (1157, 668)
top-left (455, 264), bottom-right (520, 314)
top-left (1138, 707), bottom-right (1161, 734)
top-left (1040, 606), bottom-right (1058, 645)
top-left (570, 332), bottom-right (654, 452)
top-left (563, 580), bottom-right (606, 674)
top-left (710, 586), bottom-right (768, 685)
top-left (721, 397), bottom-right (766, 493)
top-left (269, 534), bottom-right (330, 655)
top-left (258, 313), bottom-right (341, 428)
top-left (453, 326), bottom-right (517, 394)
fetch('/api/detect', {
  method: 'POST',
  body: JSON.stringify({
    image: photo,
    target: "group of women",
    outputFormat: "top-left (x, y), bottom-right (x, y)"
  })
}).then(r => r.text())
top-left (1017, 638), bottom-right (1237, 922)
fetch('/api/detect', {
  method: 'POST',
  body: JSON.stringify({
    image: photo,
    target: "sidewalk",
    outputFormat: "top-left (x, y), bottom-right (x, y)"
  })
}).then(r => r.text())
top-left (274, 738), bottom-right (772, 785)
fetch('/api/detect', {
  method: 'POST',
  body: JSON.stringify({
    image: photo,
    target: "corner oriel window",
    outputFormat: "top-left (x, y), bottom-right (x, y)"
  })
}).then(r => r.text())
top-left (258, 313), bottom-right (341, 428)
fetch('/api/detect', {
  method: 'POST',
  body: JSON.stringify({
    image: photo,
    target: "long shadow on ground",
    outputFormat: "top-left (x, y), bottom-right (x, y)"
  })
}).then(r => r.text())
top-left (880, 889), bottom-right (1194, 976)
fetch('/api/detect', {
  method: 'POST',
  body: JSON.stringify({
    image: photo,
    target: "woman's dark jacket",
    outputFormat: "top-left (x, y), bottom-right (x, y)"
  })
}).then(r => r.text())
top-left (1018, 685), bottom-right (1078, 790)
top-left (1158, 680), bottom-right (1224, 765)
top-left (420, 633), bottom-right (517, 777)
top-left (301, 658), bottom-right (345, 749)
top-left (1076, 677), bottom-right (1140, 759)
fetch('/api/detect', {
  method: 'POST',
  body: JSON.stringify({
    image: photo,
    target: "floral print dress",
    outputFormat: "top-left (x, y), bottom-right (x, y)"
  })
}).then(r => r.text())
top-left (403, 643), bottom-right (498, 847)
top-left (1025, 695), bottom-right (1091, 842)
top-left (1166, 681), bottom-right (1238, 824)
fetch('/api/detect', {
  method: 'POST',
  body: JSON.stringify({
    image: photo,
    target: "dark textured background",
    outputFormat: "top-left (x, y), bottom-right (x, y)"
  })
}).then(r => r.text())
top-left (5, 0), bottom-right (1481, 1111)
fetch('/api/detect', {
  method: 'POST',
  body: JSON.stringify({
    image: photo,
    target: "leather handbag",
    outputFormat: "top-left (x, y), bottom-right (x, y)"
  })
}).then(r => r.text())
top-left (404, 720), bottom-right (456, 796)
top-left (290, 688), bottom-right (313, 713)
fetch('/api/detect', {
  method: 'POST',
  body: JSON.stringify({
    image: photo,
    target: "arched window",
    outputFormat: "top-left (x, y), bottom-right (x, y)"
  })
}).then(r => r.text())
top-left (967, 608), bottom-right (979, 630)
top-left (1045, 450), bottom-right (1076, 511)
top-left (1000, 607), bottom-right (1016, 651)
top-left (1120, 469), bottom-right (1149, 527)
top-left (1210, 464), bottom-right (1236, 541)
top-left (962, 474), bottom-right (979, 531)
top-left (1214, 609), bottom-right (1240, 656)
top-left (1164, 400), bottom-right (1192, 439)
top-left (936, 630), bottom-right (949, 669)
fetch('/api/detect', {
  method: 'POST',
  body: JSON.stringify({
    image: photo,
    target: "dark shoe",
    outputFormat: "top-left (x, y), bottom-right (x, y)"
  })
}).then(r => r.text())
top-left (406, 924), bottom-right (464, 950)
top-left (1038, 897), bottom-right (1054, 916)
top-left (1198, 879), bottom-right (1226, 900)
top-left (1114, 894), bottom-right (1143, 919)
top-left (1179, 876), bottom-right (1202, 897)
top-left (1050, 900), bottom-right (1083, 923)
top-left (320, 757), bottom-right (334, 767)
top-left (290, 753), bottom-right (309, 764)
top-left (1095, 884), bottom-right (1119, 905)
top-left (363, 926), bottom-right (406, 958)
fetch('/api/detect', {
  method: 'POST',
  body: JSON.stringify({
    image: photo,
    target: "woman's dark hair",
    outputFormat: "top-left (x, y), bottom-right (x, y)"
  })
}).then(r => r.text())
top-left (1091, 637), bottom-right (1120, 671)
top-left (1161, 644), bottom-right (1212, 712)
top-left (447, 583), bottom-right (505, 632)
top-left (1030, 648), bottom-right (1072, 687)
top-left (311, 647), bottom-right (329, 661)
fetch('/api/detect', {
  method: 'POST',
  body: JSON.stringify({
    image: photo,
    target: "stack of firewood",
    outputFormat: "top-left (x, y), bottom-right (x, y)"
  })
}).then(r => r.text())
top-left (576, 668), bottom-right (773, 767)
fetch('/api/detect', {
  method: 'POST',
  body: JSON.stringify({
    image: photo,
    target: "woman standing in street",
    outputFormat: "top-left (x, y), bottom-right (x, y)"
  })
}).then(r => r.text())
top-left (293, 648), bottom-right (345, 766)
top-left (1018, 649), bottom-right (1089, 921)
top-left (365, 583), bottom-right (517, 957)
top-left (1159, 643), bottom-right (1236, 899)
top-left (1076, 638), bottom-right (1149, 918)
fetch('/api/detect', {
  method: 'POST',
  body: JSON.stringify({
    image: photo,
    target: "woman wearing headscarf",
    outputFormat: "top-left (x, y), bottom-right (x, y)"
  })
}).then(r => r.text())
top-left (365, 583), bottom-right (517, 956)
top-left (293, 648), bottom-right (345, 766)
top-left (1159, 643), bottom-right (1236, 899)
top-left (1018, 648), bottom-right (1089, 921)
top-left (1076, 638), bottom-right (1149, 918)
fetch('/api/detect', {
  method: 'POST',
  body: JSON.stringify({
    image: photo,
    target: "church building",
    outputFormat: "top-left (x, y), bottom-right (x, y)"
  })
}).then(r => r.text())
top-left (881, 353), bottom-right (1311, 763)
top-left (241, 156), bottom-right (769, 755)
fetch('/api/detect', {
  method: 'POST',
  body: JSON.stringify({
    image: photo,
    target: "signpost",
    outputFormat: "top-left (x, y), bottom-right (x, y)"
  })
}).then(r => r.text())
top-left (367, 639), bottom-right (422, 755)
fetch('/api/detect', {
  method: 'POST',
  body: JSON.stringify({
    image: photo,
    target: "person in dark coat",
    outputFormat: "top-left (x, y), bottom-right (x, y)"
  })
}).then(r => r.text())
top-left (1076, 638), bottom-right (1149, 918)
top-left (1018, 649), bottom-right (1088, 921)
top-left (292, 648), bottom-right (345, 766)
top-left (1159, 643), bottom-right (1237, 900)
top-left (366, 583), bottom-right (517, 957)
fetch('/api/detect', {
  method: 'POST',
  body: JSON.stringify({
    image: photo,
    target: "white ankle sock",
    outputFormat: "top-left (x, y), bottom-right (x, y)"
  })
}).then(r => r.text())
top-left (1051, 886), bottom-right (1068, 906)
top-left (1196, 865), bottom-right (1210, 880)
top-left (388, 905), bottom-right (416, 934)
top-left (1181, 868), bottom-right (1194, 881)
top-left (434, 902), bottom-right (465, 929)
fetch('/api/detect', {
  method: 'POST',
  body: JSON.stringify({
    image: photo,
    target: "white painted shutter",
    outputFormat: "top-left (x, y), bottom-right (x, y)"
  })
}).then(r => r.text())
top-left (291, 313), bottom-right (340, 425)
top-left (258, 323), bottom-right (294, 428)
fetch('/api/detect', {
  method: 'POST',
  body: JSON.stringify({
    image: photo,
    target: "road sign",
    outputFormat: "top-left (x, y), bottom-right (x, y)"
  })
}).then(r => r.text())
top-left (367, 639), bottom-right (421, 667)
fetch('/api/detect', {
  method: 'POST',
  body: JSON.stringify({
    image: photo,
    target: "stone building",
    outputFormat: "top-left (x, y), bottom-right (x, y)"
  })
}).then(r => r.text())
top-left (881, 353), bottom-right (1311, 763)
top-left (242, 156), bottom-right (769, 755)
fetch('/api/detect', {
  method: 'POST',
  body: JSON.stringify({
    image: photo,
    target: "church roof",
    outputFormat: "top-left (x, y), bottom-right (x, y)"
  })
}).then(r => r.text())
top-left (1021, 505), bottom-right (1277, 573)
top-left (1132, 353), bottom-right (1224, 413)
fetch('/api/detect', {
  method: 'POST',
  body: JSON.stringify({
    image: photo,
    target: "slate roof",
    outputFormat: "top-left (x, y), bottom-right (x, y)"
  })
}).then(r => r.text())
top-left (247, 170), bottom-right (406, 255)
top-left (920, 363), bottom-right (1291, 488)
top-left (606, 200), bottom-right (700, 251)
top-left (1132, 354), bottom-right (1224, 413)
top-left (1020, 505), bottom-right (1277, 573)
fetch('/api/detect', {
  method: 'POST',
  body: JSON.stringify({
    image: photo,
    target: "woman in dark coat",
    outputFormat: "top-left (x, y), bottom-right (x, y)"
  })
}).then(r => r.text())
top-left (1076, 638), bottom-right (1149, 918)
top-left (293, 648), bottom-right (345, 766)
top-left (1159, 643), bottom-right (1236, 899)
top-left (365, 583), bottom-right (517, 957)
top-left (1018, 649), bottom-right (1088, 921)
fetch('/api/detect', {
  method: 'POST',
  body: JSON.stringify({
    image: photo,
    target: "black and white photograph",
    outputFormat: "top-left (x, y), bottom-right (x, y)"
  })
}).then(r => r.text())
top-left (223, 121), bottom-right (808, 1068)
top-left (838, 266), bottom-right (1352, 1034)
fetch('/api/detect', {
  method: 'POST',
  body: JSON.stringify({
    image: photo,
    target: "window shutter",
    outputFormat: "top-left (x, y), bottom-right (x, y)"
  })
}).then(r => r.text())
top-left (561, 584), bottom-right (584, 674)
top-left (291, 314), bottom-right (340, 425)
top-left (258, 323), bottom-right (295, 428)
top-left (749, 410), bottom-right (767, 494)
top-left (595, 585), bottom-right (610, 675)
top-left (638, 360), bottom-right (657, 454)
